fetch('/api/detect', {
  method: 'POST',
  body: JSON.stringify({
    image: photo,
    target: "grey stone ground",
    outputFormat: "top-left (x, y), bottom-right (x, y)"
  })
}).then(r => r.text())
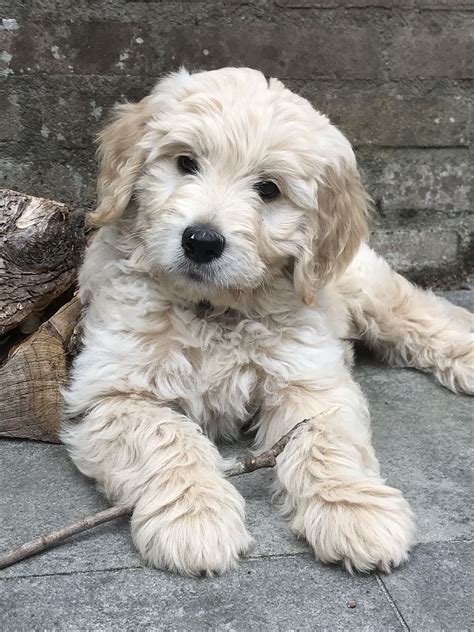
top-left (1, 291), bottom-right (472, 631)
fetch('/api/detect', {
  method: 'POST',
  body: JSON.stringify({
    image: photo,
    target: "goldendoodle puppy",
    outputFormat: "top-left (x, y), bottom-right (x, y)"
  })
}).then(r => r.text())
top-left (62, 67), bottom-right (473, 576)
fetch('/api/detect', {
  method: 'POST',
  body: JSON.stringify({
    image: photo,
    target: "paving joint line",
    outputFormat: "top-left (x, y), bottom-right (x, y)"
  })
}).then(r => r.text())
top-left (0, 551), bottom-right (313, 581)
top-left (376, 573), bottom-right (410, 632)
top-left (245, 550), bottom-right (310, 562)
top-left (2, 539), bottom-right (471, 581)
top-left (0, 564), bottom-right (145, 581)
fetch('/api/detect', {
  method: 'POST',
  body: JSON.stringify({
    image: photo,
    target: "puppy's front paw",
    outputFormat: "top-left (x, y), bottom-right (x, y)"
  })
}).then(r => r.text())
top-left (294, 482), bottom-right (416, 573)
top-left (131, 476), bottom-right (253, 576)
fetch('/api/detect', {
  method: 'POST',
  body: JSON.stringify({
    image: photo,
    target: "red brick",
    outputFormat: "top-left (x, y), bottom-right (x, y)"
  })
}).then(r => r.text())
top-left (0, 154), bottom-right (96, 207)
top-left (165, 25), bottom-right (380, 79)
top-left (6, 22), bottom-right (380, 79)
top-left (368, 149), bottom-right (472, 213)
top-left (8, 21), bottom-right (139, 75)
top-left (4, 76), bottom-right (156, 149)
top-left (390, 29), bottom-right (474, 79)
top-left (370, 229), bottom-right (459, 273)
top-left (0, 89), bottom-right (22, 142)
top-left (276, 0), bottom-right (474, 7)
top-left (306, 94), bottom-right (470, 147)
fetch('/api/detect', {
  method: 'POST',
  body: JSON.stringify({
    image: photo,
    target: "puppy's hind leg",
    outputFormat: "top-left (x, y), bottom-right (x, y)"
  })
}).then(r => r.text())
top-left (338, 244), bottom-right (473, 394)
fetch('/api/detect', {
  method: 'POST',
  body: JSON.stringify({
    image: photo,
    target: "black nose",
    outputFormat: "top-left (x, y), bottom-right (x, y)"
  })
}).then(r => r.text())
top-left (182, 225), bottom-right (225, 263)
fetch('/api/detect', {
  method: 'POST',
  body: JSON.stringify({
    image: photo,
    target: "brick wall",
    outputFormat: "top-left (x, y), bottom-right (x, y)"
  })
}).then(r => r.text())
top-left (1, 0), bottom-right (473, 287)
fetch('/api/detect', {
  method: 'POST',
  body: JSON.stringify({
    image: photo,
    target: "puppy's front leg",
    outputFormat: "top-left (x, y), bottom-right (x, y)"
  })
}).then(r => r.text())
top-left (256, 377), bottom-right (415, 573)
top-left (62, 397), bottom-right (252, 576)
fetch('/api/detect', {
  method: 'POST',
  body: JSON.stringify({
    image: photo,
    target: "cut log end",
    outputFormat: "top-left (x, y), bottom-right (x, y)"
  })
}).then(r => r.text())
top-left (1, 189), bottom-right (87, 443)
top-left (0, 189), bottom-right (85, 337)
top-left (0, 295), bottom-right (82, 443)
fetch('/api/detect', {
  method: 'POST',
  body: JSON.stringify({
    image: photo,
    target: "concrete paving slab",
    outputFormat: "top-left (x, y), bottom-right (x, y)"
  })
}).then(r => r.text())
top-left (356, 358), bottom-right (472, 545)
top-left (232, 467), bottom-right (310, 558)
top-left (0, 555), bottom-right (403, 631)
top-left (0, 439), bottom-right (308, 579)
top-left (380, 541), bottom-right (473, 632)
top-left (1, 290), bottom-right (472, 630)
top-left (439, 290), bottom-right (474, 311)
top-left (0, 440), bottom-right (140, 578)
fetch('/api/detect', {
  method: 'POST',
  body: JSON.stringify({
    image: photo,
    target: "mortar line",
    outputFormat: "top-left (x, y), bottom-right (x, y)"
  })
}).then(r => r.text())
top-left (376, 573), bottom-right (410, 632)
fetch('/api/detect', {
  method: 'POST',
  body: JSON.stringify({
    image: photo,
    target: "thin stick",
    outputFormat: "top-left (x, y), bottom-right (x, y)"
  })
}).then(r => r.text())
top-left (0, 506), bottom-right (129, 571)
top-left (224, 405), bottom-right (340, 476)
top-left (0, 406), bottom-right (339, 571)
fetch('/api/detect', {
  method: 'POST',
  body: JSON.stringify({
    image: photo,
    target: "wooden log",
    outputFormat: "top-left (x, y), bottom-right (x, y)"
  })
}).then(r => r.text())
top-left (0, 296), bottom-right (82, 443)
top-left (0, 189), bottom-right (85, 336)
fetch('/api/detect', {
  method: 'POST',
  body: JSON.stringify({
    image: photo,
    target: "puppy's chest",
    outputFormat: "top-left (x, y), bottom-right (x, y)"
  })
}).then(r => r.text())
top-left (156, 308), bottom-right (276, 429)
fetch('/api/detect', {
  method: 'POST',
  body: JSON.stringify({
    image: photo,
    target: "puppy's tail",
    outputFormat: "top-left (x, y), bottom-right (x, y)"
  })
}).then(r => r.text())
top-left (338, 244), bottom-right (473, 394)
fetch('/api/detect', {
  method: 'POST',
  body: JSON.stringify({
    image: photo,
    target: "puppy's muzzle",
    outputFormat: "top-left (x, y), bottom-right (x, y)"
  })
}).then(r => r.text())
top-left (182, 225), bottom-right (226, 264)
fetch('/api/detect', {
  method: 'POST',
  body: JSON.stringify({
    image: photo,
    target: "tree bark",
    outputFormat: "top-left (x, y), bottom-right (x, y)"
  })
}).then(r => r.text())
top-left (0, 189), bottom-right (85, 336)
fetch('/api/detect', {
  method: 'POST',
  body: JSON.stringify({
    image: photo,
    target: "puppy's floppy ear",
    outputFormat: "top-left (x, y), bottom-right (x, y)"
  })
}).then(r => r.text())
top-left (294, 145), bottom-right (369, 305)
top-left (315, 157), bottom-right (369, 284)
top-left (87, 97), bottom-right (152, 227)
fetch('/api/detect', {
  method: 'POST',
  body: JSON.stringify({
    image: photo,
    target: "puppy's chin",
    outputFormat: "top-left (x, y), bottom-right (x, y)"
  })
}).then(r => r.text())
top-left (156, 262), bottom-right (262, 307)
top-left (176, 259), bottom-right (231, 287)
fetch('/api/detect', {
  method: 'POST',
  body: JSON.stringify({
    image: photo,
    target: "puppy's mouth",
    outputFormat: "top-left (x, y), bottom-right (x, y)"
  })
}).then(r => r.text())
top-left (165, 257), bottom-right (259, 295)
top-left (183, 267), bottom-right (209, 283)
top-left (157, 245), bottom-right (266, 293)
top-left (173, 258), bottom-right (225, 287)
top-left (185, 270), bottom-right (205, 282)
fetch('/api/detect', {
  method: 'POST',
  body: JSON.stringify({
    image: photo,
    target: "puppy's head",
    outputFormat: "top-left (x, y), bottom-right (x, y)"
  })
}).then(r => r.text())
top-left (91, 67), bottom-right (369, 305)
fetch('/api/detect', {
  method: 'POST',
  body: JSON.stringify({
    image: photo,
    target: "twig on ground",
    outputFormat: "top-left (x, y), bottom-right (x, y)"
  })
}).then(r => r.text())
top-left (0, 405), bottom-right (339, 571)
top-left (224, 405), bottom-right (339, 476)
top-left (0, 506), bottom-right (129, 571)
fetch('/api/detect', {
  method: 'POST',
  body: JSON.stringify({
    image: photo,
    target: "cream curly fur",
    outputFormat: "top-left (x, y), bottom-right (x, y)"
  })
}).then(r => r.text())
top-left (62, 67), bottom-right (473, 577)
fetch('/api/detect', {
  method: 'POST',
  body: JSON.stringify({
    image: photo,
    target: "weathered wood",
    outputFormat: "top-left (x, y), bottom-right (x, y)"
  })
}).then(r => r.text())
top-left (0, 189), bottom-right (85, 336)
top-left (0, 296), bottom-right (82, 443)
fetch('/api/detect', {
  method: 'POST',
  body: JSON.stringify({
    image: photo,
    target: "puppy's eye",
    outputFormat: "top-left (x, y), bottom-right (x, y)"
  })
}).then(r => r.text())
top-left (254, 180), bottom-right (280, 200)
top-left (177, 155), bottom-right (199, 175)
